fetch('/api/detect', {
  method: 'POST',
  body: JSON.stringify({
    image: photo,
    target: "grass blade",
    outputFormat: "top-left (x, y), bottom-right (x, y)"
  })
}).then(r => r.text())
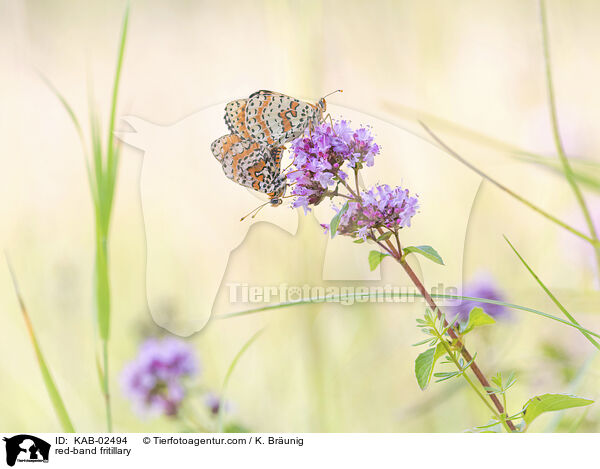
top-left (217, 329), bottom-right (264, 432)
top-left (539, 0), bottom-right (600, 279)
top-left (96, 4), bottom-right (129, 432)
top-left (420, 122), bottom-right (599, 247)
top-left (514, 154), bottom-right (600, 193)
top-left (40, 75), bottom-right (98, 205)
top-left (504, 235), bottom-right (600, 351)
top-left (105, 3), bottom-right (129, 221)
top-left (383, 101), bottom-right (600, 192)
top-left (215, 293), bottom-right (600, 341)
top-left (6, 255), bottom-right (76, 432)
top-left (42, 3), bottom-right (129, 434)
top-left (384, 101), bottom-right (542, 158)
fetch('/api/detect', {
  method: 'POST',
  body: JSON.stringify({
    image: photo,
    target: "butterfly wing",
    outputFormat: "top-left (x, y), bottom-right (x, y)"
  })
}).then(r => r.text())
top-left (245, 90), bottom-right (318, 146)
top-left (224, 99), bottom-right (252, 139)
top-left (211, 134), bottom-right (284, 195)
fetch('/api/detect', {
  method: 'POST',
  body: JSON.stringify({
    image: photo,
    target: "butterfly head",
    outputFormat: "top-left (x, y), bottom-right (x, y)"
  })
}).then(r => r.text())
top-left (268, 176), bottom-right (287, 207)
top-left (317, 97), bottom-right (327, 113)
top-left (317, 90), bottom-right (343, 118)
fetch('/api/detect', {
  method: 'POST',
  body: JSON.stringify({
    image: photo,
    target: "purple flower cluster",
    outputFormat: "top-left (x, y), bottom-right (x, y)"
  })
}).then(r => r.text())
top-left (332, 184), bottom-right (419, 239)
top-left (287, 120), bottom-right (380, 213)
top-left (121, 337), bottom-right (198, 417)
top-left (451, 272), bottom-right (510, 323)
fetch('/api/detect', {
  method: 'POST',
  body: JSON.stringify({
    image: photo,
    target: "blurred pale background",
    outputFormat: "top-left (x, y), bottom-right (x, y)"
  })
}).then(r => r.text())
top-left (1, 0), bottom-right (599, 432)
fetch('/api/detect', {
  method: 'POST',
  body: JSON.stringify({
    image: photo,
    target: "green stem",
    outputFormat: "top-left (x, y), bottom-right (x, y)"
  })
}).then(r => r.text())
top-left (102, 340), bottom-right (112, 432)
top-left (501, 392), bottom-right (510, 430)
top-left (96, 234), bottom-right (112, 432)
top-left (96, 236), bottom-right (110, 340)
top-left (442, 341), bottom-right (510, 432)
top-left (539, 0), bottom-right (600, 281)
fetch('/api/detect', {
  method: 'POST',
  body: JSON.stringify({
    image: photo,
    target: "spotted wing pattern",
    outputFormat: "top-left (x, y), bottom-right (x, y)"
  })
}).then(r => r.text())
top-left (214, 90), bottom-right (325, 202)
top-left (210, 134), bottom-right (285, 195)
top-left (244, 90), bottom-right (320, 146)
top-left (224, 99), bottom-right (252, 140)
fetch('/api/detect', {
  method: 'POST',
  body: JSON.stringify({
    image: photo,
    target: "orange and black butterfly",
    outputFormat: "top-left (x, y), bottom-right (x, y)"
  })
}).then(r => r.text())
top-left (210, 134), bottom-right (286, 206)
top-left (211, 90), bottom-right (342, 209)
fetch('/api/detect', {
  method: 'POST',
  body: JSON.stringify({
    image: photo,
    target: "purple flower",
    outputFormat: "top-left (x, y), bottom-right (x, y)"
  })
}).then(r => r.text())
top-left (357, 226), bottom-right (370, 240)
top-left (451, 272), bottom-right (510, 323)
top-left (121, 337), bottom-right (199, 417)
top-left (287, 120), bottom-right (380, 212)
top-left (334, 184), bottom-right (419, 238)
top-left (288, 121), bottom-right (418, 240)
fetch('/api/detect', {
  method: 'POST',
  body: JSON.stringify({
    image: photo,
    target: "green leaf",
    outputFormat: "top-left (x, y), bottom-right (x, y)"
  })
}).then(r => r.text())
top-left (469, 419), bottom-right (503, 433)
top-left (415, 343), bottom-right (445, 390)
top-left (376, 231), bottom-right (393, 241)
top-left (460, 307), bottom-right (496, 334)
top-left (402, 245), bottom-right (444, 265)
top-left (330, 201), bottom-right (349, 239)
top-left (412, 337), bottom-right (437, 347)
top-left (6, 256), bottom-right (76, 432)
top-left (522, 393), bottom-right (594, 426)
top-left (368, 250), bottom-right (390, 271)
top-left (505, 372), bottom-right (517, 390)
top-left (353, 238), bottom-right (365, 244)
top-left (434, 371), bottom-right (460, 383)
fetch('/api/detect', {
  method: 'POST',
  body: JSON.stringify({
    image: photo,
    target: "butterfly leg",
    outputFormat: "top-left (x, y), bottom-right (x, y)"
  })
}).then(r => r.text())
top-left (324, 113), bottom-right (340, 136)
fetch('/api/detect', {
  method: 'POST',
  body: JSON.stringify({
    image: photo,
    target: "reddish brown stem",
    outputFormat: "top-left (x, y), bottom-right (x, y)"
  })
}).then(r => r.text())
top-left (399, 257), bottom-right (516, 431)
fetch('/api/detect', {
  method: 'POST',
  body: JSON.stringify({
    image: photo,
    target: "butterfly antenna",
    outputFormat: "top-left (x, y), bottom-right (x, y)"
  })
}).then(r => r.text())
top-left (322, 89), bottom-right (343, 99)
top-left (240, 201), bottom-right (271, 222)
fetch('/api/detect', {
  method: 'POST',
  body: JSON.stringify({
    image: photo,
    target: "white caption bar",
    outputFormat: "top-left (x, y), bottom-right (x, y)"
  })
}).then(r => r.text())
top-left (0, 433), bottom-right (595, 468)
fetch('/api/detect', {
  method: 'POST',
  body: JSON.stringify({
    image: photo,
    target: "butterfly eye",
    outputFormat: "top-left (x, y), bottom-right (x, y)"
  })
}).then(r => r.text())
top-left (270, 198), bottom-right (283, 207)
top-left (319, 99), bottom-right (327, 111)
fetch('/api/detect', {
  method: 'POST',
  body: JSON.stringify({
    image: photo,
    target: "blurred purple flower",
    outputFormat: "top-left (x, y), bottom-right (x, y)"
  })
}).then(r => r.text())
top-left (204, 392), bottom-right (231, 416)
top-left (451, 272), bottom-right (510, 323)
top-left (121, 337), bottom-right (199, 417)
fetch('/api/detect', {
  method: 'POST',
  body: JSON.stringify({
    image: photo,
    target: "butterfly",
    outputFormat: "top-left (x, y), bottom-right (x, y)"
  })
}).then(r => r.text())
top-left (225, 90), bottom-right (340, 146)
top-left (210, 134), bottom-right (286, 207)
top-left (211, 90), bottom-right (342, 216)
